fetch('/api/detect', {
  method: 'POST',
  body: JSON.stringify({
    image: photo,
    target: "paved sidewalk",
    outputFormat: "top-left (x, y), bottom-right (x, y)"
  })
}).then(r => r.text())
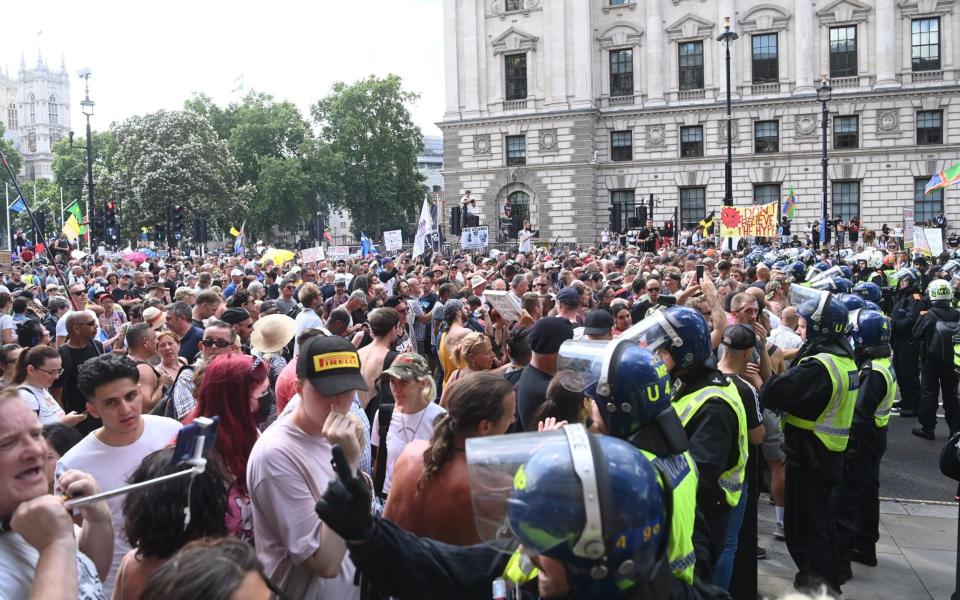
top-left (758, 495), bottom-right (958, 599)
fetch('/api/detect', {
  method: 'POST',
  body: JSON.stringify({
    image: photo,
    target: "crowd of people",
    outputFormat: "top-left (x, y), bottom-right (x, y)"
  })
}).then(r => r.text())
top-left (0, 225), bottom-right (956, 600)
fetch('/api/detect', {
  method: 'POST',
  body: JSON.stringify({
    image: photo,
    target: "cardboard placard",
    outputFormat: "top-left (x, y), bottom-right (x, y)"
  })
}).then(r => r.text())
top-left (328, 246), bottom-right (351, 260)
top-left (482, 290), bottom-right (522, 322)
top-left (0, 251), bottom-right (10, 272)
top-left (461, 226), bottom-right (490, 250)
top-left (302, 246), bottom-right (326, 264)
top-left (384, 230), bottom-right (403, 251)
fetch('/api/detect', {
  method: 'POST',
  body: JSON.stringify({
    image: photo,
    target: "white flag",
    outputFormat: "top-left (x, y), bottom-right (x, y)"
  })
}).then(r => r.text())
top-left (413, 197), bottom-right (433, 257)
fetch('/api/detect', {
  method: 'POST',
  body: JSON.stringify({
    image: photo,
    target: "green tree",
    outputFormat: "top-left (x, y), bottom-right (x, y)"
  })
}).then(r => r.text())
top-left (311, 74), bottom-right (425, 239)
top-left (110, 109), bottom-right (252, 242)
top-left (0, 122), bottom-right (22, 190)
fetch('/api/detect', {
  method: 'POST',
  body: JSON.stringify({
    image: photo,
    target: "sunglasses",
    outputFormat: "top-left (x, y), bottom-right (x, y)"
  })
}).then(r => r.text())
top-left (201, 339), bottom-right (232, 348)
top-left (646, 287), bottom-right (660, 292)
top-left (71, 291), bottom-right (85, 297)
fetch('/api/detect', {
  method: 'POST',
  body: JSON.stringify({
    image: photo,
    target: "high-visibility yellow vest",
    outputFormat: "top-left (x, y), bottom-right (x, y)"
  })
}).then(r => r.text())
top-left (783, 353), bottom-right (858, 452)
top-left (503, 549), bottom-right (539, 585)
top-left (673, 381), bottom-right (747, 507)
top-left (644, 449), bottom-right (698, 584)
top-left (871, 357), bottom-right (897, 429)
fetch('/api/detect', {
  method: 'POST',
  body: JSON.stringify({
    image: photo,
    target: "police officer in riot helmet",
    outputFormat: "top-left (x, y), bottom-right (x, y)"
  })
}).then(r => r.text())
top-left (759, 292), bottom-right (856, 595)
top-left (889, 267), bottom-right (924, 417)
top-left (832, 309), bottom-right (898, 583)
top-left (912, 279), bottom-right (960, 440)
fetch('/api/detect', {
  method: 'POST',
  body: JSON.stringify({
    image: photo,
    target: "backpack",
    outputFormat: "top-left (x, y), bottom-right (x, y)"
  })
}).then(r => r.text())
top-left (372, 403), bottom-right (395, 499)
top-left (927, 318), bottom-right (960, 365)
top-left (149, 364), bottom-right (194, 419)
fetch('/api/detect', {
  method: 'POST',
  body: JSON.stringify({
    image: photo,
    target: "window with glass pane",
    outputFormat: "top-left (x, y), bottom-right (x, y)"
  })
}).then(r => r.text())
top-left (751, 34), bottom-right (779, 83)
top-left (508, 191), bottom-right (530, 237)
top-left (680, 126), bottom-right (704, 157)
top-left (833, 115), bottom-right (859, 149)
top-left (917, 110), bottom-right (943, 145)
top-left (506, 135), bottom-right (526, 166)
top-left (505, 54), bottom-right (527, 101)
top-left (680, 187), bottom-right (706, 229)
top-left (754, 121), bottom-right (779, 153)
top-left (912, 18), bottom-right (941, 71)
top-left (610, 190), bottom-right (635, 233)
top-left (914, 178), bottom-right (943, 223)
top-left (609, 0), bottom-right (629, 4)
top-left (611, 131), bottom-right (633, 161)
top-left (829, 26), bottom-right (857, 77)
top-left (753, 184), bottom-right (780, 205)
top-left (678, 42), bottom-right (704, 90)
top-left (609, 50), bottom-right (634, 97)
top-left (832, 181), bottom-right (860, 222)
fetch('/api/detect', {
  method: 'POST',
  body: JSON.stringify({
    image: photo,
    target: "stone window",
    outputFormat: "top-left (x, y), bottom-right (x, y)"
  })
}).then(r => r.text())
top-left (28, 93), bottom-right (36, 124)
top-left (504, 54), bottom-right (527, 101)
top-left (610, 131), bottom-right (633, 161)
top-left (912, 18), bottom-right (941, 72)
top-left (833, 115), bottom-right (859, 149)
top-left (609, 49), bottom-right (633, 97)
top-left (678, 41), bottom-right (704, 90)
top-left (48, 95), bottom-right (58, 124)
top-left (680, 187), bottom-right (706, 229)
top-left (751, 33), bottom-right (779, 84)
top-left (610, 190), bottom-right (635, 233)
top-left (754, 120), bottom-right (779, 154)
top-left (753, 184), bottom-right (780, 206)
top-left (917, 110), bottom-right (943, 145)
top-left (832, 181), bottom-right (860, 223)
top-left (6, 103), bottom-right (16, 130)
top-left (829, 26), bottom-right (857, 78)
top-left (505, 135), bottom-right (526, 166)
top-left (914, 178), bottom-right (943, 224)
top-left (680, 126), bottom-right (703, 157)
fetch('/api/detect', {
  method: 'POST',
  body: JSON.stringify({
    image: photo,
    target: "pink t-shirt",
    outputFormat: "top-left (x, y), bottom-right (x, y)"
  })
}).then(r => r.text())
top-left (274, 360), bottom-right (299, 414)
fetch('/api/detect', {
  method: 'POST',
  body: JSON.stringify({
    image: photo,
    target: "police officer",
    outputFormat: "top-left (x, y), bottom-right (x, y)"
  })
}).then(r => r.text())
top-left (890, 267), bottom-right (924, 417)
top-left (832, 309), bottom-right (897, 582)
top-left (631, 306), bottom-right (747, 583)
top-left (759, 292), bottom-right (856, 594)
top-left (912, 279), bottom-right (960, 439)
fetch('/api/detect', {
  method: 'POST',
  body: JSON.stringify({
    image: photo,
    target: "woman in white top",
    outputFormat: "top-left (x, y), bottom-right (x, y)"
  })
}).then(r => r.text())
top-left (13, 345), bottom-right (87, 426)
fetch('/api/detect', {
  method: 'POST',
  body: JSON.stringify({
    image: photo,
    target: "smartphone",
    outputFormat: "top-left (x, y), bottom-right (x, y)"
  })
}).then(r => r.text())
top-left (172, 416), bottom-right (220, 466)
top-left (696, 265), bottom-right (704, 282)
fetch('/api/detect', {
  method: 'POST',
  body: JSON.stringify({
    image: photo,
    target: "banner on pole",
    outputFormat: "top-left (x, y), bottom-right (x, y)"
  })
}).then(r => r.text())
top-left (719, 202), bottom-right (778, 238)
top-left (903, 208), bottom-right (915, 249)
top-left (301, 246), bottom-right (326, 264)
top-left (460, 226), bottom-right (489, 250)
top-left (383, 230), bottom-right (403, 251)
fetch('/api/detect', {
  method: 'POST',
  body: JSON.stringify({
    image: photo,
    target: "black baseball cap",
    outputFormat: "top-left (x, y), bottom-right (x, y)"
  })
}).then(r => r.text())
top-left (721, 323), bottom-right (757, 350)
top-left (297, 336), bottom-right (368, 395)
top-left (583, 310), bottom-right (614, 336)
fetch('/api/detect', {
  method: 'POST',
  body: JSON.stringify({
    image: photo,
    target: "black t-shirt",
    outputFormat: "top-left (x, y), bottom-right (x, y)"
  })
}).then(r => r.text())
top-left (515, 365), bottom-right (553, 431)
top-left (112, 286), bottom-right (142, 303)
top-left (721, 372), bottom-right (763, 431)
top-left (52, 341), bottom-right (105, 434)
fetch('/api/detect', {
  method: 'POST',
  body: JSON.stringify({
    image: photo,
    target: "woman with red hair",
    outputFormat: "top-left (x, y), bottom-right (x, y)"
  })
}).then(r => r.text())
top-left (186, 353), bottom-right (269, 542)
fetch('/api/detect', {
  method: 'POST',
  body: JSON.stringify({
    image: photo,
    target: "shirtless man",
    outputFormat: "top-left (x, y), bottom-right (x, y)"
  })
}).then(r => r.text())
top-left (357, 308), bottom-right (402, 412)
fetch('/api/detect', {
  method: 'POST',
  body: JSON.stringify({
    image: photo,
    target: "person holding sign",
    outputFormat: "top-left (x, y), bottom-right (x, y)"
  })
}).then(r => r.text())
top-left (517, 222), bottom-right (537, 254)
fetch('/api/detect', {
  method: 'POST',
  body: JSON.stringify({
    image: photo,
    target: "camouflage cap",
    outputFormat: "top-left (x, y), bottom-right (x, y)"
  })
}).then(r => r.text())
top-left (381, 352), bottom-right (430, 381)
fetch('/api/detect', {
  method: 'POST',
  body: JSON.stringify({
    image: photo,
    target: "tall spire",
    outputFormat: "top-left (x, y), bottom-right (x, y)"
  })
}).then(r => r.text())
top-left (36, 48), bottom-right (45, 70)
top-left (60, 54), bottom-right (67, 73)
top-left (19, 52), bottom-right (26, 73)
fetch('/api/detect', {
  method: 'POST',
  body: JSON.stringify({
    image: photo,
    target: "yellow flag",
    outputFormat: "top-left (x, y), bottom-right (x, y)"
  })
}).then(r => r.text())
top-left (62, 215), bottom-right (81, 241)
top-left (230, 227), bottom-right (241, 237)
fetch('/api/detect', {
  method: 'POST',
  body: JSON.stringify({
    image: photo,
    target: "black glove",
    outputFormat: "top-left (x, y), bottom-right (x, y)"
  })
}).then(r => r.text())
top-left (692, 576), bottom-right (733, 600)
top-left (315, 445), bottom-right (374, 543)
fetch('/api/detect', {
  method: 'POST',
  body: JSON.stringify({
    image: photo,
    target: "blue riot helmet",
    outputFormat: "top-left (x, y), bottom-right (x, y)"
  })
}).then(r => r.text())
top-left (806, 261), bottom-right (831, 282)
top-left (839, 265), bottom-right (854, 280)
top-left (942, 259), bottom-right (960, 276)
top-left (864, 300), bottom-right (882, 311)
top-left (810, 277), bottom-right (838, 292)
top-left (847, 309), bottom-right (892, 358)
top-left (499, 427), bottom-right (671, 599)
top-left (833, 277), bottom-right (853, 294)
top-left (852, 281), bottom-right (882, 304)
top-left (797, 292), bottom-right (850, 343)
top-left (837, 293), bottom-right (867, 312)
top-left (788, 261), bottom-right (807, 282)
top-left (799, 249), bottom-right (816, 265)
top-left (619, 306), bottom-right (711, 372)
top-left (892, 267), bottom-right (921, 290)
top-left (558, 341), bottom-right (672, 438)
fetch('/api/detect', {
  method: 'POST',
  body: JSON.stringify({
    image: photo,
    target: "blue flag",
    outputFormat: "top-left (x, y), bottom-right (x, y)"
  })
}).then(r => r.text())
top-left (9, 197), bottom-right (26, 213)
top-left (360, 231), bottom-right (373, 257)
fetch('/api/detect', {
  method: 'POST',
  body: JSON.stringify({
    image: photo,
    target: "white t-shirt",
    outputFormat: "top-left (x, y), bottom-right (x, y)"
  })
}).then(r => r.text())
top-left (769, 324), bottom-right (803, 350)
top-left (55, 415), bottom-right (183, 596)
top-left (17, 383), bottom-right (65, 425)
top-left (518, 229), bottom-right (534, 253)
top-left (372, 402), bottom-right (446, 495)
top-left (56, 310), bottom-right (104, 340)
top-left (0, 529), bottom-right (105, 600)
top-left (0, 313), bottom-right (14, 338)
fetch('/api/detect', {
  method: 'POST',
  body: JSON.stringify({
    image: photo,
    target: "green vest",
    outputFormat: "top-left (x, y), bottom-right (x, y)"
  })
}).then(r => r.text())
top-left (644, 449), bottom-right (698, 585)
top-left (674, 382), bottom-right (748, 507)
top-left (954, 342), bottom-right (960, 368)
top-left (503, 549), bottom-right (539, 585)
top-left (783, 353), bottom-right (858, 452)
top-left (870, 357), bottom-right (897, 429)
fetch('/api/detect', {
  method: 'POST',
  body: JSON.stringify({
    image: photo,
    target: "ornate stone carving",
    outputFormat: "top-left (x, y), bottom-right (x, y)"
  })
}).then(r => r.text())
top-left (719, 120), bottom-right (740, 143)
top-left (539, 129), bottom-right (558, 151)
top-left (877, 110), bottom-right (899, 131)
top-left (646, 124), bottom-right (665, 146)
top-left (795, 115), bottom-right (818, 137)
top-left (474, 134), bottom-right (491, 155)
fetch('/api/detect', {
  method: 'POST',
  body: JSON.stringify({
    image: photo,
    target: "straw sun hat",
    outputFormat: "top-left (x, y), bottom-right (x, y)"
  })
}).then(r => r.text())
top-left (250, 314), bottom-right (297, 354)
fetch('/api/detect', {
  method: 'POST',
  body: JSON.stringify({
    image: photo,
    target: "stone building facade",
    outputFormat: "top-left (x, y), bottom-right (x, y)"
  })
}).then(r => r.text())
top-left (0, 53), bottom-right (72, 181)
top-left (440, 0), bottom-right (960, 245)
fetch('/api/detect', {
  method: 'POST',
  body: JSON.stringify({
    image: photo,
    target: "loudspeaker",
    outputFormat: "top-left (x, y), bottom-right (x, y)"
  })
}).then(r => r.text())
top-left (627, 217), bottom-right (639, 228)
top-left (450, 206), bottom-right (462, 235)
top-left (635, 205), bottom-right (648, 225)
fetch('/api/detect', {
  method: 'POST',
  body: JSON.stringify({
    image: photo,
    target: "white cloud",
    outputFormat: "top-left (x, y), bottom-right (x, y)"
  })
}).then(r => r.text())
top-left (4, 0), bottom-right (445, 137)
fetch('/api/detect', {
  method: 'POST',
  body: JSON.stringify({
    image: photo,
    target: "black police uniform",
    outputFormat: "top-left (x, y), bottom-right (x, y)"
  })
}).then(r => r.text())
top-left (913, 303), bottom-right (960, 434)
top-left (890, 286), bottom-right (923, 415)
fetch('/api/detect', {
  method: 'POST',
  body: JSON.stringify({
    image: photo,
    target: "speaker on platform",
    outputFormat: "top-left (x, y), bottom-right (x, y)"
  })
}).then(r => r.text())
top-left (450, 206), bottom-right (462, 235)
top-left (627, 217), bottom-right (639, 228)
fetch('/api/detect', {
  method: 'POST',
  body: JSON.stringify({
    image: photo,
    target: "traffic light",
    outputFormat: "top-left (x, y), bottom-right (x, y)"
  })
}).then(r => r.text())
top-left (105, 201), bottom-right (118, 245)
top-left (156, 221), bottom-right (166, 243)
top-left (33, 212), bottom-right (45, 246)
top-left (90, 207), bottom-right (101, 242)
top-left (172, 205), bottom-right (184, 241)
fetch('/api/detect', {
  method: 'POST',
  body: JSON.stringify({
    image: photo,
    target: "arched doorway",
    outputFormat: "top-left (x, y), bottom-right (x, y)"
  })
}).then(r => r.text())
top-left (503, 191), bottom-right (529, 239)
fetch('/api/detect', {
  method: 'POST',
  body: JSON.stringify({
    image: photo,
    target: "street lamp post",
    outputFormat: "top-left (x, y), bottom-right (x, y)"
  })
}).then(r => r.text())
top-left (115, 180), bottom-right (126, 248)
top-left (360, 156), bottom-right (371, 238)
top-left (817, 76), bottom-right (832, 246)
top-left (717, 17), bottom-right (739, 209)
top-left (79, 72), bottom-right (95, 253)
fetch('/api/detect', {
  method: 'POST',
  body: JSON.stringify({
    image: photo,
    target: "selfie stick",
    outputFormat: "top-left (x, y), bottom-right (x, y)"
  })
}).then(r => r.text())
top-left (64, 418), bottom-right (212, 510)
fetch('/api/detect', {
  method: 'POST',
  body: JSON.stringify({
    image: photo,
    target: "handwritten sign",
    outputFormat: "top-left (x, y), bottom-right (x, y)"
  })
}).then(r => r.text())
top-left (719, 202), bottom-right (778, 238)
top-left (383, 230), bottom-right (403, 251)
top-left (327, 246), bottom-right (351, 261)
top-left (301, 246), bottom-right (325, 264)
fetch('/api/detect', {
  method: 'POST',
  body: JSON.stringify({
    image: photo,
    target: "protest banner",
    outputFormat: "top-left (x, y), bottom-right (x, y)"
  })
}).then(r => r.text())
top-left (461, 226), bottom-right (489, 250)
top-left (384, 230), bottom-right (403, 251)
top-left (0, 251), bottom-right (10, 272)
top-left (903, 208), bottom-right (914, 249)
top-left (301, 246), bottom-right (325, 264)
top-left (718, 202), bottom-right (778, 238)
top-left (912, 227), bottom-right (932, 256)
top-left (924, 227), bottom-right (943, 256)
top-left (327, 246), bottom-right (351, 260)
top-left (482, 290), bottom-right (522, 322)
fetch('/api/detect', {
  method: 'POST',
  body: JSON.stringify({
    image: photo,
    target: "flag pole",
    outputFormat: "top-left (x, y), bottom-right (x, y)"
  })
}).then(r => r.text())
top-left (5, 183), bottom-right (10, 252)
top-left (60, 187), bottom-right (64, 228)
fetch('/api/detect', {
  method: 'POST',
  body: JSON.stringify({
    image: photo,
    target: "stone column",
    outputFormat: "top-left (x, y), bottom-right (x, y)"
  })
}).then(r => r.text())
top-left (569, 0), bottom-right (594, 108)
top-left (646, 0), bottom-right (665, 105)
top-left (717, 0), bottom-right (738, 99)
top-left (443, 0), bottom-right (460, 118)
top-left (461, 0), bottom-right (481, 115)
top-left (544, 0), bottom-right (567, 107)
top-left (794, 0), bottom-right (815, 94)
top-left (875, 0), bottom-right (900, 88)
